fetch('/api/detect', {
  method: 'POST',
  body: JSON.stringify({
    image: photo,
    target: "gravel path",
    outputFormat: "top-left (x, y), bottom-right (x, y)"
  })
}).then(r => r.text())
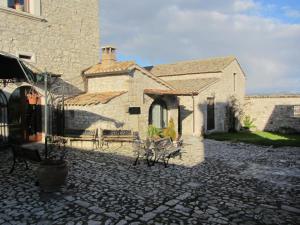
top-left (0, 137), bottom-right (299, 225)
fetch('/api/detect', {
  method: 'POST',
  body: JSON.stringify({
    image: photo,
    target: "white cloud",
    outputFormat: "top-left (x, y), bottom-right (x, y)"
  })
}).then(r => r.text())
top-left (101, 0), bottom-right (300, 94)
top-left (233, 0), bottom-right (258, 12)
top-left (283, 7), bottom-right (300, 19)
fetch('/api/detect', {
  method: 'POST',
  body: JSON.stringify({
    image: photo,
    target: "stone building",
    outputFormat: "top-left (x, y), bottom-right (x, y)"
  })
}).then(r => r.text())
top-left (244, 95), bottom-right (300, 133)
top-left (0, 0), bottom-right (100, 143)
top-left (65, 47), bottom-right (246, 138)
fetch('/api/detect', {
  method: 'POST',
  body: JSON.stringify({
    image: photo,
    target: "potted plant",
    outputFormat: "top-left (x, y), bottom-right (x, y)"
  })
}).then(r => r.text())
top-left (37, 136), bottom-right (68, 192)
top-left (163, 118), bottom-right (176, 141)
top-left (26, 89), bottom-right (41, 105)
top-left (14, 0), bottom-right (24, 11)
top-left (147, 125), bottom-right (162, 140)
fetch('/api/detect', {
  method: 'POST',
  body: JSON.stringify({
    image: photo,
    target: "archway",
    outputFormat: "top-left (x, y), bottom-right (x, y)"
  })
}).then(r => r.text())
top-left (149, 99), bottom-right (168, 129)
top-left (0, 90), bottom-right (8, 144)
top-left (8, 86), bottom-right (42, 143)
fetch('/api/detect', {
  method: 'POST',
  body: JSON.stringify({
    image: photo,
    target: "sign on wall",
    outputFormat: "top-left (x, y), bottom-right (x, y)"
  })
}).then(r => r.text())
top-left (129, 107), bottom-right (141, 115)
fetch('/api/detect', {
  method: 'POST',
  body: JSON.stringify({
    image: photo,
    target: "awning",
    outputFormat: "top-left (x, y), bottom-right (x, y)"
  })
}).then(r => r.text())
top-left (144, 89), bottom-right (198, 96)
top-left (0, 52), bottom-right (35, 82)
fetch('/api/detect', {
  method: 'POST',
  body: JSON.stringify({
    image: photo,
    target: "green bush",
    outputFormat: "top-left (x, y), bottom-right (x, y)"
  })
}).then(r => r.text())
top-left (243, 115), bottom-right (256, 129)
top-left (147, 125), bottom-right (162, 139)
top-left (163, 118), bottom-right (177, 141)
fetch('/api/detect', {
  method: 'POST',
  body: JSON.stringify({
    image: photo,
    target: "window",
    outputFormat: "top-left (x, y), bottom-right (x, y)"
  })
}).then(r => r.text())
top-left (17, 51), bottom-right (36, 63)
top-left (2, 0), bottom-right (41, 16)
top-left (294, 105), bottom-right (300, 117)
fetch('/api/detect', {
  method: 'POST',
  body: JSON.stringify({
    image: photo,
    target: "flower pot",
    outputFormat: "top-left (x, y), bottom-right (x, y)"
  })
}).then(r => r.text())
top-left (15, 3), bottom-right (24, 11)
top-left (27, 96), bottom-right (37, 104)
top-left (37, 160), bottom-right (68, 192)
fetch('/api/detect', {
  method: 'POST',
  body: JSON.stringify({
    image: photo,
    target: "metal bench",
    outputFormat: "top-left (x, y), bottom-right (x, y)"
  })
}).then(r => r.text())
top-left (101, 129), bottom-right (135, 147)
top-left (10, 144), bottom-right (42, 174)
top-left (132, 139), bottom-right (154, 166)
top-left (65, 129), bottom-right (99, 149)
top-left (153, 138), bottom-right (183, 167)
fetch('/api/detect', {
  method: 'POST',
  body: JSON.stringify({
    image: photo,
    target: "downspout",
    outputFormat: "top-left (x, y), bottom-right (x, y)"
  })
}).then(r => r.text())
top-left (192, 94), bottom-right (195, 134)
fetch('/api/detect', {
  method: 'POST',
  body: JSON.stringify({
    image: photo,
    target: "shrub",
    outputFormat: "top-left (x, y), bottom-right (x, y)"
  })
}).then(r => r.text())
top-left (163, 118), bottom-right (176, 141)
top-left (147, 125), bottom-right (161, 139)
top-left (243, 115), bottom-right (256, 129)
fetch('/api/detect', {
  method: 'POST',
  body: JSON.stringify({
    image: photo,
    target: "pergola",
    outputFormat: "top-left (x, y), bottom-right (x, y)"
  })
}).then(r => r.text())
top-left (0, 52), bottom-right (65, 155)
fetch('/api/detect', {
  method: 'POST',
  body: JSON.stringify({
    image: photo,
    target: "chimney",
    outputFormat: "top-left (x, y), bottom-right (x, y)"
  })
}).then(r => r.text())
top-left (101, 46), bottom-right (116, 65)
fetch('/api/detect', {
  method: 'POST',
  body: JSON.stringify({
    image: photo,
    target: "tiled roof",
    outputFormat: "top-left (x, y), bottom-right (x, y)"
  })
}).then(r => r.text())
top-left (84, 61), bottom-right (135, 75)
top-left (245, 94), bottom-right (300, 99)
top-left (144, 89), bottom-right (198, 96)
top-left (65, 91), bottom-right (127, 106)
top-left (145, 56), bottom-right (236, 77)
top-left (167, 78), bottom-right (220, 92)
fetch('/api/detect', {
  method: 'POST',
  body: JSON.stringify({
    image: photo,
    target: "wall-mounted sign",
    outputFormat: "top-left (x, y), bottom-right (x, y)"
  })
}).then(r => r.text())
top-left (129, 107), bottom-right (141, 115)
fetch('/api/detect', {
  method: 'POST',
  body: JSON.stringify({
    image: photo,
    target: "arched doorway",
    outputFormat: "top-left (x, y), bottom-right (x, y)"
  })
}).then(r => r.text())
top-left (149, 99), bottom-right (168, 129)
top-left (0, 90), bottom-right (8, 144)
top-left (8, 86), bottom-right (42, 143)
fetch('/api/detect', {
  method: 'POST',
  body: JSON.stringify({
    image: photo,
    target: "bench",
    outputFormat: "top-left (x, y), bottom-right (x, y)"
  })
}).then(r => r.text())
top-left (10, 145), bottom-right (42, 174)
top-left (132, 139), bottom-right (154, 166)
top-left (65, 129), bottom-right (99, 149)
top-left (101, 129), bottom-right (135, 147)
top-left (153, 138), bottom-right (183, 167)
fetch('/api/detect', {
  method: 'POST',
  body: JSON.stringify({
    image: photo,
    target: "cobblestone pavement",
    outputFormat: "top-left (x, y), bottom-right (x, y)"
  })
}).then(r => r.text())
top-left (0, 137), bottom-right (299, 225)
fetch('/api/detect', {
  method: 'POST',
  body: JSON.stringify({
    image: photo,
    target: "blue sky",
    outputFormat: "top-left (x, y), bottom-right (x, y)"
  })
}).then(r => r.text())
top-left (101, 0), bottom-right (300, 94)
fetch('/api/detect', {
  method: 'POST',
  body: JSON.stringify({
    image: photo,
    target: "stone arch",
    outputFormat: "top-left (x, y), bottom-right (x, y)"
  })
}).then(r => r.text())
top-left (148, 98), bottom-right (168, 129)
top-left (8, 85), bottom-right (42, 143)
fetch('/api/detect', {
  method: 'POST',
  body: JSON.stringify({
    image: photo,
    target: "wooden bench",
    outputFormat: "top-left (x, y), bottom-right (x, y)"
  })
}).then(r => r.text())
top-left (101, 129), bottom-right (135, 147)
top-left (65, 129), bottom-right (100, 149)
top-left (10, 145), bottom-right (42, 174)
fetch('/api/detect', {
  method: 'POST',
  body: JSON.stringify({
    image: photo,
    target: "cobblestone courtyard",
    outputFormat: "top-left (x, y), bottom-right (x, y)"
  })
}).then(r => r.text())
top-left (0, 137), bottom-right (299, 225)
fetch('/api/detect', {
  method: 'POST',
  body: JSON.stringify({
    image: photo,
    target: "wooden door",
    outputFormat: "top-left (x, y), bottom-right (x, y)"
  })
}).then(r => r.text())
top-left (207, 97), bottom-right (215, 130)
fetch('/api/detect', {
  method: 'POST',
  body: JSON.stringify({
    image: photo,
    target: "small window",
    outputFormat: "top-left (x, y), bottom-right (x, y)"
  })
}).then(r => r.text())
top-left (17, 51), bottom-right (36, 63)
top-left (294, 105), bottom-right (300, 117)
top-left (5, 0), bottom-right (41, 16)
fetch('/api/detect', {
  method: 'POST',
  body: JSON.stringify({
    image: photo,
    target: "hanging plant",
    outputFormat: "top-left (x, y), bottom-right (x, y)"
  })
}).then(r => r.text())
top-left (26, 88), bottom-right (40, 105)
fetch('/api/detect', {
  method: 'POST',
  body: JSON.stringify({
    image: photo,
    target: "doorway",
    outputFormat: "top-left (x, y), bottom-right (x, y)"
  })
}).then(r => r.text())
top-left (149, 99), bottom-right (168, 129)
top-left (207, 97), bottom-right (215, 131)
top-left (8, 86), bottom-right (42, 143)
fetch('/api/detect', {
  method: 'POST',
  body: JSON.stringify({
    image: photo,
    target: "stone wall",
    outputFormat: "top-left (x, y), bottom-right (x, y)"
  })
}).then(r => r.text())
top-left (173, 60), bottom-right (246, 136)
top-left (0, 0), bottom-right (100, 93)
top-left (66, 69), bottom-right (178, 139)
top-left (88, 75), bottom-right (128, 92)
top-left (244, 95), bottom-right (300, 133)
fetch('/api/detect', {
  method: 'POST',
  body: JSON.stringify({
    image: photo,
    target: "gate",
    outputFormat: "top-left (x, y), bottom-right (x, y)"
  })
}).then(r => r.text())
top-left (0, 90), bottom-right (8, 144)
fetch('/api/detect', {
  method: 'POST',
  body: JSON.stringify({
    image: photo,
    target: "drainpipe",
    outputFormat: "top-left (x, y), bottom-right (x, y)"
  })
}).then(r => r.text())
top-left (192, 94), bottom-right (195, 134)
top-left (44, 73), bottom-right (48, 158)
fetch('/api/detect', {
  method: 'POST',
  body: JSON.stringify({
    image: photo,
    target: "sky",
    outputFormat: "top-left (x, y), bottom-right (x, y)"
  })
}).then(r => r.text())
top-left (100, 0), bottom-right (300, 94)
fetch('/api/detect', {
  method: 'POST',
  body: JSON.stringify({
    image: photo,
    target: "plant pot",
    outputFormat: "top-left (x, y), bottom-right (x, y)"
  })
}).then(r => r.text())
top-left (37, 160), bottom-right (68, 192)
top-left (27, 95), bottom-right (37, 105)
top-left (15, 3), bottom-right (24, 11)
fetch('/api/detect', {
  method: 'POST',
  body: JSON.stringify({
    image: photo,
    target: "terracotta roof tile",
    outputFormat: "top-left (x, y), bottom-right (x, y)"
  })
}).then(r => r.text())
top-left (144, 89), bottom-right (198, 96)
top-left (145, 56), bottom-right (235, 77)
top-left (167, 78), bottom-right (220, 92)
top-left (84, 61), bottom-right (135, 75)
top-left (65, 91), bottom-right (127, 106)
